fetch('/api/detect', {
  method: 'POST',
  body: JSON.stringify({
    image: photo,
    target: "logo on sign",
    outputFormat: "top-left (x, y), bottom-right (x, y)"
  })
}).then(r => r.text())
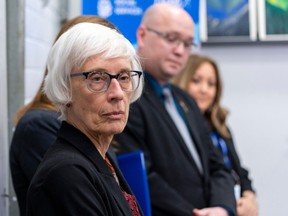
top-left (97, 0), bottom-right (143, 18)
top-left (97, 0), bottom-right (113, 18)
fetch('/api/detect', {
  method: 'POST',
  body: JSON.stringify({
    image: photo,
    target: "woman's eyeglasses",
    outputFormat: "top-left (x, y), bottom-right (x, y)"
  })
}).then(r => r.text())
top-left (70, 70), bottom-right (142, 93)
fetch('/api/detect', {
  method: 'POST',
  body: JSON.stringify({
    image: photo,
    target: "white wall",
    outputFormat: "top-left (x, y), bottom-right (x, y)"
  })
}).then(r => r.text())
top-left (202, 44), bottom-right (288, 216)
top-left (0, 0), bottom-right (9, 215)
top-left (24, 0), bottom-right (63, 103)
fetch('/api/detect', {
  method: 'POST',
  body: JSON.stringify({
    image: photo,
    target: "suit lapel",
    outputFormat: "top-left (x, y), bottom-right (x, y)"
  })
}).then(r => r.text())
top-left (143, 83), bottom-right (204, 172)
top-left (143, 83), bottom-right (187, 145)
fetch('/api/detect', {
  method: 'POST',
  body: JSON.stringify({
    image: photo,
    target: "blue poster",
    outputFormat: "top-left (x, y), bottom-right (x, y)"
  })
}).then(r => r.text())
top-left (82, 0), bottom-right (200, 46)
top-left (265, 0), bottom-right (288, 34)
top-left (207, 0), bottom-right (250, 37)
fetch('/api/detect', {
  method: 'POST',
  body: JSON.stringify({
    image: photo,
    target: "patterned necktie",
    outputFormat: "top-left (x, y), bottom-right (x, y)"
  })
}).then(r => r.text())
top-left (163, 88), bottom-right (203, 174)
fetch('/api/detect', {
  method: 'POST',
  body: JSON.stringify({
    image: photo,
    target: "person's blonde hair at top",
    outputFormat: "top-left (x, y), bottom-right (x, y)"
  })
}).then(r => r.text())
top-left (44, 22), bottom-right (143, 120)
top-left (173, 54), bottom-right (231, 139)
top-left (14, 15), bottom-right (121, 124)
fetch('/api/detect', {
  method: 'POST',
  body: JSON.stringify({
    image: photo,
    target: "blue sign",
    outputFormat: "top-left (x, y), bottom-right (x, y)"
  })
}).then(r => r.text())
top-left (82, 0), bottom-right (200, 46)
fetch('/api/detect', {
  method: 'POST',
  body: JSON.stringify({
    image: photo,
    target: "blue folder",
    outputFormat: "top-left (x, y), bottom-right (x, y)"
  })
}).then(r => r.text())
top-left (117, 151), bottom-right (152, 216)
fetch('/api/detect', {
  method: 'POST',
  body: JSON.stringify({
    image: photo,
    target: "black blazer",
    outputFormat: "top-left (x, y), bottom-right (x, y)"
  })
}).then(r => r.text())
top-left (114, 81), bottom-right (236, 216)
top-left (10, 109), bottom-right (60, 216)
top-left (223, 130), bottom-right (254, 194)
top-left (27, 121), bottom-right (142, 216)
top-left (204, 120), bottom-right (254, 195)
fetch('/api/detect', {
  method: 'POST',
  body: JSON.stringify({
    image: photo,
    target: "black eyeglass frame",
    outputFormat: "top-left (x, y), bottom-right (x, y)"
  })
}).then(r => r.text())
top-left (146, 27), bottom-right (197, 50)
top-left (70, 70), bottom-right (143, 93)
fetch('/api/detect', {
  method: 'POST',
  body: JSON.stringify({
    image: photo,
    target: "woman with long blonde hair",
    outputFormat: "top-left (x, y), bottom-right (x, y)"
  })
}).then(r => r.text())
top-left (173, 54), bottom-right (259, 216)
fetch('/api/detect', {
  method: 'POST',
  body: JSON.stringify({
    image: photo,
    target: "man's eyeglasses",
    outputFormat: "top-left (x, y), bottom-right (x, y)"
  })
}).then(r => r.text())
top-left (146, 27), bottom-right (196, 50)
top-left (70, 70), bottom-right (143, 93)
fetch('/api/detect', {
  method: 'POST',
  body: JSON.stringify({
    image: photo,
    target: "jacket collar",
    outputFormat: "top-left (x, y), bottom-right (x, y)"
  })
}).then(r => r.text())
top-left (57, 121), bottom-right (139, 215)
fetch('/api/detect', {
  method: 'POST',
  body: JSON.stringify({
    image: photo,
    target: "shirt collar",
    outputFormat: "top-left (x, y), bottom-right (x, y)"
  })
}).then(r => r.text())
top-left (145, 72), bottom-right (170, 98)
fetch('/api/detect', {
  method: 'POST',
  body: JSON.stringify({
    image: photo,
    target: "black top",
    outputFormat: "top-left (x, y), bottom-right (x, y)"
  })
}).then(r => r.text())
top-left (10, 109), bottom-right (60, 216)
top-left (210, 127), bottom-right (254, 194)
top-left (10, 109), bottom-right (119, 216)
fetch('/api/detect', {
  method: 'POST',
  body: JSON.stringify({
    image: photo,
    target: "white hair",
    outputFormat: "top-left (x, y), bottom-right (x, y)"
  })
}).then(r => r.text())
top-left (44, 22), bottom-right (143, 120)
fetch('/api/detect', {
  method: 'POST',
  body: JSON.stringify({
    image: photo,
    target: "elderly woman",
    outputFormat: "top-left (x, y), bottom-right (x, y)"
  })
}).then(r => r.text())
top-left (10, 16), bottom-right (121, 216)
top-left (26, 23), bottom-right (144, 216)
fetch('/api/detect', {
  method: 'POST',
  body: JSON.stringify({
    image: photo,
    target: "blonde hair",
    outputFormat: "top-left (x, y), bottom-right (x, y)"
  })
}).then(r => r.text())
top-left (173, 54), bottom-right (231, 139)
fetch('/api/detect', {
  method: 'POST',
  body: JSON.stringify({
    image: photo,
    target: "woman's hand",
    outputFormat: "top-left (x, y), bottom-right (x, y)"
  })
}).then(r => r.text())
top-left (193, 207), bottom-right (229, 216)
top-left (237, 190), bottom-right (259, 216)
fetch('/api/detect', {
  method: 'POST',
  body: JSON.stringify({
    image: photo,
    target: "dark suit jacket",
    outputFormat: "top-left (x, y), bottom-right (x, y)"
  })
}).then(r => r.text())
top-left (27, 121), bottom-right (142, 216)
top-left (114, 80), bottom-right (236, 216)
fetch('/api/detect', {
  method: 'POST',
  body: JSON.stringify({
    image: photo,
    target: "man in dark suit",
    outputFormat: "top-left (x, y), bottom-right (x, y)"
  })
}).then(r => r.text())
top-left (113, 3), bottom-right (236, 216)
